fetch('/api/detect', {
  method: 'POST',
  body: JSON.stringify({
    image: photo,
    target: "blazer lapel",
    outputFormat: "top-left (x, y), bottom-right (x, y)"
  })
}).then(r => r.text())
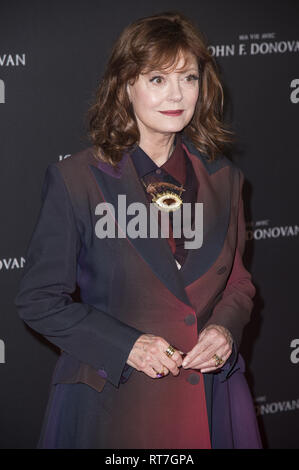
top-left (179, 139), bottom-right (233, 287)
top-left (89, 153), bottom-right (192, 307)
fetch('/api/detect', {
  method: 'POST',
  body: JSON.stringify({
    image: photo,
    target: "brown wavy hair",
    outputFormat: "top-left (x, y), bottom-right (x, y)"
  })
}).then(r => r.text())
top-left (87, 11), bottom-right (234, 167)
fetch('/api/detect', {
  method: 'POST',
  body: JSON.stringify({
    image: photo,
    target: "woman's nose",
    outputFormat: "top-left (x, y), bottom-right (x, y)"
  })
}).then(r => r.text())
top-left (167, 79), bottom-right (183, 102)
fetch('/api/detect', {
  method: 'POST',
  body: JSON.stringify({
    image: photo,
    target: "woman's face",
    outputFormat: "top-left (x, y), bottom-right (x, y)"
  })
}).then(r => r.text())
top-left (127, 52), bottom-right (199, 140)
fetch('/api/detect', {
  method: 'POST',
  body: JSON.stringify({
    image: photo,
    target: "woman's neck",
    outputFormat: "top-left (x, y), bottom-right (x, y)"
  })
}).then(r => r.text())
top-left (138, 133), bottom-right (176, 167)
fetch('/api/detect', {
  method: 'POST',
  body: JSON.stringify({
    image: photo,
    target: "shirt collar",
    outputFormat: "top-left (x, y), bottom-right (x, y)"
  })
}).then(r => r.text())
top-left (130, 133), bottom-right (186, 186)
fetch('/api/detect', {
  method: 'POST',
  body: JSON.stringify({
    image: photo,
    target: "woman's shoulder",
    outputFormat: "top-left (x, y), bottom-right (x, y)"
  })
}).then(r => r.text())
top-left (55, 146), bottom-right (98, 174)
top-left (181, 135), bottom-right (241, 178)
top-left (47, 146), bottom-right (101, 188)
top-left (41, 146), bottom-right (101, 205)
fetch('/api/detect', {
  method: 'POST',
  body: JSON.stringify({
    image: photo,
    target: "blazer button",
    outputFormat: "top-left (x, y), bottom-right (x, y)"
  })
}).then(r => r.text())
top-left (187, 373), bottom-right (200, 385)
top-left (217, 265), bottom-right (227, 275)
top-left (184, 314), bottom-right (196, 326)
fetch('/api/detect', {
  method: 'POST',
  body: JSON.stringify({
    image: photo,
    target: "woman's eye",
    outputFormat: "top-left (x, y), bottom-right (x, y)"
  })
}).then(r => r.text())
top-left (149, 74), bottom-right (199, 85)
top-left (149, 76), bottom-right (164, 84)
top-left (185, 74), bottom-right (199, 82)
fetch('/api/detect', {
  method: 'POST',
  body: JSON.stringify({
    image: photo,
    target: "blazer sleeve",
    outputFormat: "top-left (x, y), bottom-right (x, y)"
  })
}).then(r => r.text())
top-left (204, 169), bottom-right (256, 351)
top-left (14, 163), bottom-right (143, 388)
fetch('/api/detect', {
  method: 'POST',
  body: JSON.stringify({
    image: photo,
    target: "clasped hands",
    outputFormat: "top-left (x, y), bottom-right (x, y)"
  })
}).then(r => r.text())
top-left (126, 324), bottom-right (233, 379)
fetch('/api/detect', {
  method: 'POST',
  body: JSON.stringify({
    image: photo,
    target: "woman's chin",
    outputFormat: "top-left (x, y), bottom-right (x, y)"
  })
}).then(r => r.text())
top-left (153, 123), bottom-right (189, 135)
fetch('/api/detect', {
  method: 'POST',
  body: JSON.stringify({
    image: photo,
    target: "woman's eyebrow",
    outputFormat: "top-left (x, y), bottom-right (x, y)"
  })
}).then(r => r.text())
top-left (146, 67), bottom-right (199, 75)
top-left (176, 67), bottom-right (199, 73)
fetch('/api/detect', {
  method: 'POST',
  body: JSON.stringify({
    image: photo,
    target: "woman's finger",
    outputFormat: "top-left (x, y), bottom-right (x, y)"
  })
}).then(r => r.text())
top-left (182, 337), bottom-right (212, 366)
top-left (157, 341), bottom-right (184, 367)
top-left (182, 337), bottom-right (214, 368)
top-left (144, 365), bottom-right (159, 379)
top-left (199, 350), bottom-right (232, 372)
top-left (143, 362), bottom-right (170, 379)
top-left (193, 344), bottom-right (232, 368)
top-left (151, 359), bottom-right (170, 377)
top-left (159, 353), bottom-right (180, 376)
top-left (144, 338), bottom-right (180, 375)
top-left (191, 345), bottom-right (231, 369)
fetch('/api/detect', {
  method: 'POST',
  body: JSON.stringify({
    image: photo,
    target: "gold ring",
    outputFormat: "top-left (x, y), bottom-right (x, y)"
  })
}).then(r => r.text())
top-left (165, 344), bottom-right (176, 358)
top-left (213, 354), bottom-right (224, 367)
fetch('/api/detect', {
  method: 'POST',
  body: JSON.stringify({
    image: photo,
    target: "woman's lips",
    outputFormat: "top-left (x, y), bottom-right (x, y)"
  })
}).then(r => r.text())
top-left (159, 110), bottom-right (184, 116)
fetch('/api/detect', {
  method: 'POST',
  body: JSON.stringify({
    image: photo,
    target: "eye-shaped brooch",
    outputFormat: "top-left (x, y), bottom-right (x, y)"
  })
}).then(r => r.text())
top-left (141, 180), bottom-right (185, 212)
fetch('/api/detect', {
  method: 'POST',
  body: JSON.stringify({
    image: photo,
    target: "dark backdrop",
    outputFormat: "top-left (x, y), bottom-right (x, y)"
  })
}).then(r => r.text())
top-left (0, 0), bottom-right (298, 449)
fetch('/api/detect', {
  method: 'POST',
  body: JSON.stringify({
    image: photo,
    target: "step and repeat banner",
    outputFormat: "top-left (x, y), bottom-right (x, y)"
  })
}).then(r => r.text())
top-left (0, 0), bottom-right (298, 449)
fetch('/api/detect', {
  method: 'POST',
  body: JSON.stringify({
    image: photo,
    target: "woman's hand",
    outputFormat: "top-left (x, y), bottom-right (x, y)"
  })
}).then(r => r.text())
top-left (127, 334), bottom-right (183, 379)
top-left (182, 324), bottom-right (233, 373)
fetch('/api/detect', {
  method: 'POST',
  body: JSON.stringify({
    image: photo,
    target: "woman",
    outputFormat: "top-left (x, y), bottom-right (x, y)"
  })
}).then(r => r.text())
top-left (15, 11), bottom-right (262, 449)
